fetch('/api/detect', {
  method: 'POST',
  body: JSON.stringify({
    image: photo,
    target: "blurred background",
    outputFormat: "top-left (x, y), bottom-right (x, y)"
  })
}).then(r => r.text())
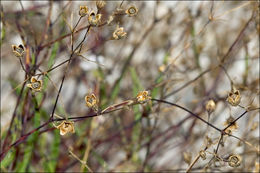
top-left (1, 1), bottom-right (259, 172)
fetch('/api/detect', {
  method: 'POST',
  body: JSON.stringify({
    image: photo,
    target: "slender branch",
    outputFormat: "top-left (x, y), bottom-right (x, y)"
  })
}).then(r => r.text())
top-left (50, 25), bottom-right (91, 120)
top-left (151, 99), bottom-right (222, 132)
top-left (222, 110), bottom-right (248, 131)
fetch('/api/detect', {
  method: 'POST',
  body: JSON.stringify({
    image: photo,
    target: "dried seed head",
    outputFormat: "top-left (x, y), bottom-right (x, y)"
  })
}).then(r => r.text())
top-left (199, 150), bottom-right (206, 160)
top-left (26, 76), bottom-right (42, 92)
top-left (79, 6), bottom-right (88, 17)
top-left (85, 93), bottom-right (99, 112)
top-left (227, 88), bottom-right (241, 106)
top-left (12, 44), bottom-right (25, 58)
top-left (125, 5), bottom-right (138, 17)
top-left (205, 99), bottom-right (216, 114)
top-left (113, 25), bottom-right (127, 40)
top-left (136, 91), bottom-right (151, 104)
top-left (88, 11), bottom-right (102, 26)
top-left (228, 154), bottom-right (242, 167)
top-left (96, 1), bottom-right (106, 10)
top-left (55, 120), bottom-right (75, 136)
top-left (224, 116), bottom-right (238, 134)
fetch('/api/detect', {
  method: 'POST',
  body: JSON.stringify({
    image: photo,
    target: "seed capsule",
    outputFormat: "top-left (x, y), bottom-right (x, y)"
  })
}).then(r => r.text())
top-left (227, 88), bottom-right (241, 106)
top-left (12, 44), bottom-right (25, 58)
top-left (228, 154), bottom-right (242, 167)
top-left (125, 5), bottom-right (138, 17)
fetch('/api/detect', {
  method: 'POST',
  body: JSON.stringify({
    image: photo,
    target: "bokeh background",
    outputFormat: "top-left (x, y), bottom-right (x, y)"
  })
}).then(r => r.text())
top-left (1, 1), bottom-right (259, 172)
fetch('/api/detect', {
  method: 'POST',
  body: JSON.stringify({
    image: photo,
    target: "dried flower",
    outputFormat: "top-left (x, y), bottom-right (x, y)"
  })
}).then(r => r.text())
top-left (227, 88), bottom-right (241, 106)
top-left (85, 93), bottom-right (99, 112)
top-left (26, 76), bottom-right (42, 92)
top-left (199, 150), bottom-right (206, 160)
top-left (113, 25), bottom-right (127, 40)
top-left (223, 116), bottom-right (238, 134)
top-left (96, 1), bottom-right (106, 10)
top-left (205, 99), bottom-right (216, 114)
top-left (228, 154), bottom-right (242, 167)
top-left (136, 91), bottom-right (151, 104)
top-left (88, 10), bottom-right (101, 26)
top-left (125, 5), bottom-right (138, 17)
top-left (79, 6), bottom-right (88, 17)
top-left (55, 120), bottom-right (75, 136)
top-left (12, 44), bottom-right (25, 58)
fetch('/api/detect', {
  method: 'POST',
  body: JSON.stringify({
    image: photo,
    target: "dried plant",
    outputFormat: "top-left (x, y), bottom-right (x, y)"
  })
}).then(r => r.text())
top-left (1, 1), bottom-right (259, 172)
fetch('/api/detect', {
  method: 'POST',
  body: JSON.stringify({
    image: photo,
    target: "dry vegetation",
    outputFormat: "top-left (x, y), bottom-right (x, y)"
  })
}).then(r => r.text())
top-left (0, 1), bottom-right (259, 172)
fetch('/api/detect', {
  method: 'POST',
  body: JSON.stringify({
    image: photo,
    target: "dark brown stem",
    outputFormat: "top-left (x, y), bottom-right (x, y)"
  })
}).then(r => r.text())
top-left (151, 99), bottom-right (222, 132)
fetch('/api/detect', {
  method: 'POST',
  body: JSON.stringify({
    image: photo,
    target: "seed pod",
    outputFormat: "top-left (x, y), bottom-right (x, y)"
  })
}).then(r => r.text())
top-left (223, 116), bottom-right (238, 134)
top-left (96, 1), bottom-right (106, 10)
top-left (88, 11), bottom-right (102, 26)
top-left (125, 5), bottom-right (138, 17)
top-left (55, 120), bottom-right (75, 136)
top-left (227, 88), bottom-right (241, 106)
top-left (85, 93), bottom-right (99, 112)
top-left (205, 99), bottom-right (216, 114)
top-left (228, 154), bottom-right (242, 167)
top-left (136, 91), bottom-right (151, 104)
top-left (79, 6), bottom-right (88, 17)
top-left (113, 25), bottom-right (127, 40)
top-left (26, 76), bottom-right (43, 92)
top-left (12, 44), bottom-right (25, 58)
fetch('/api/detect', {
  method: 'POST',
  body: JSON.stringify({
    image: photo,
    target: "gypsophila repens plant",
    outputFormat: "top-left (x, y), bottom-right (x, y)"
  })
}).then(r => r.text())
top-left (1, 1), bottom-right (259, 172)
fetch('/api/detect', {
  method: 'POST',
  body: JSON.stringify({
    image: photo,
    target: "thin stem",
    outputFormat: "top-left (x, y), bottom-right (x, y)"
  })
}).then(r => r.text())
top-left (151, 99), bottom-right (222, 132)
top-left (50, 25), bottom-right (91, 120)
top-left (19, 57), bottom-right (27, 74)
top-left (215, 134), bottom-right (223, 154)
top-left (68, 149), bottom-right (93, 173)
top-left (222, 110), bottom-right (248, 131)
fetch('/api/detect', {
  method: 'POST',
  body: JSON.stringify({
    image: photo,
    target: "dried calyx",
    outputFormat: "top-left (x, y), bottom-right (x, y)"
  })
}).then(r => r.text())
top-left (88, 10), bottom-right (102, 26)
top-left (96, 1), bottom-right (106, 10)
top-left (227, 87), bottom-right (241, 106)
top-left (223, 116), bottom-right (238, 134)
top-left (26, 76), bottom-right (42, 92)
top-left (125, 5), bottom-right (138, 17)
top-left (79, 6), bottom-right (88, 17)
top-left (113, 25), bottom-right (127, 40)
top-left (12, 44), bottom-right (25, 58)
top-left (136, 91), bottom-right (151, 104)
top-left (55, 120), bottom-right (75, 136)
top-left (85, 93), bottom-right (99, 112)
top-left (228, 154), bottom-right (242, 167)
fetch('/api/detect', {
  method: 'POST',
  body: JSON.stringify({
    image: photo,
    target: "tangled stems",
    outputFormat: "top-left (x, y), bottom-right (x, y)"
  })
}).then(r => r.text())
top-left (0, 105), bottom-right (119, 161)
top-left (2, 96), bottom-right (257, 161)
